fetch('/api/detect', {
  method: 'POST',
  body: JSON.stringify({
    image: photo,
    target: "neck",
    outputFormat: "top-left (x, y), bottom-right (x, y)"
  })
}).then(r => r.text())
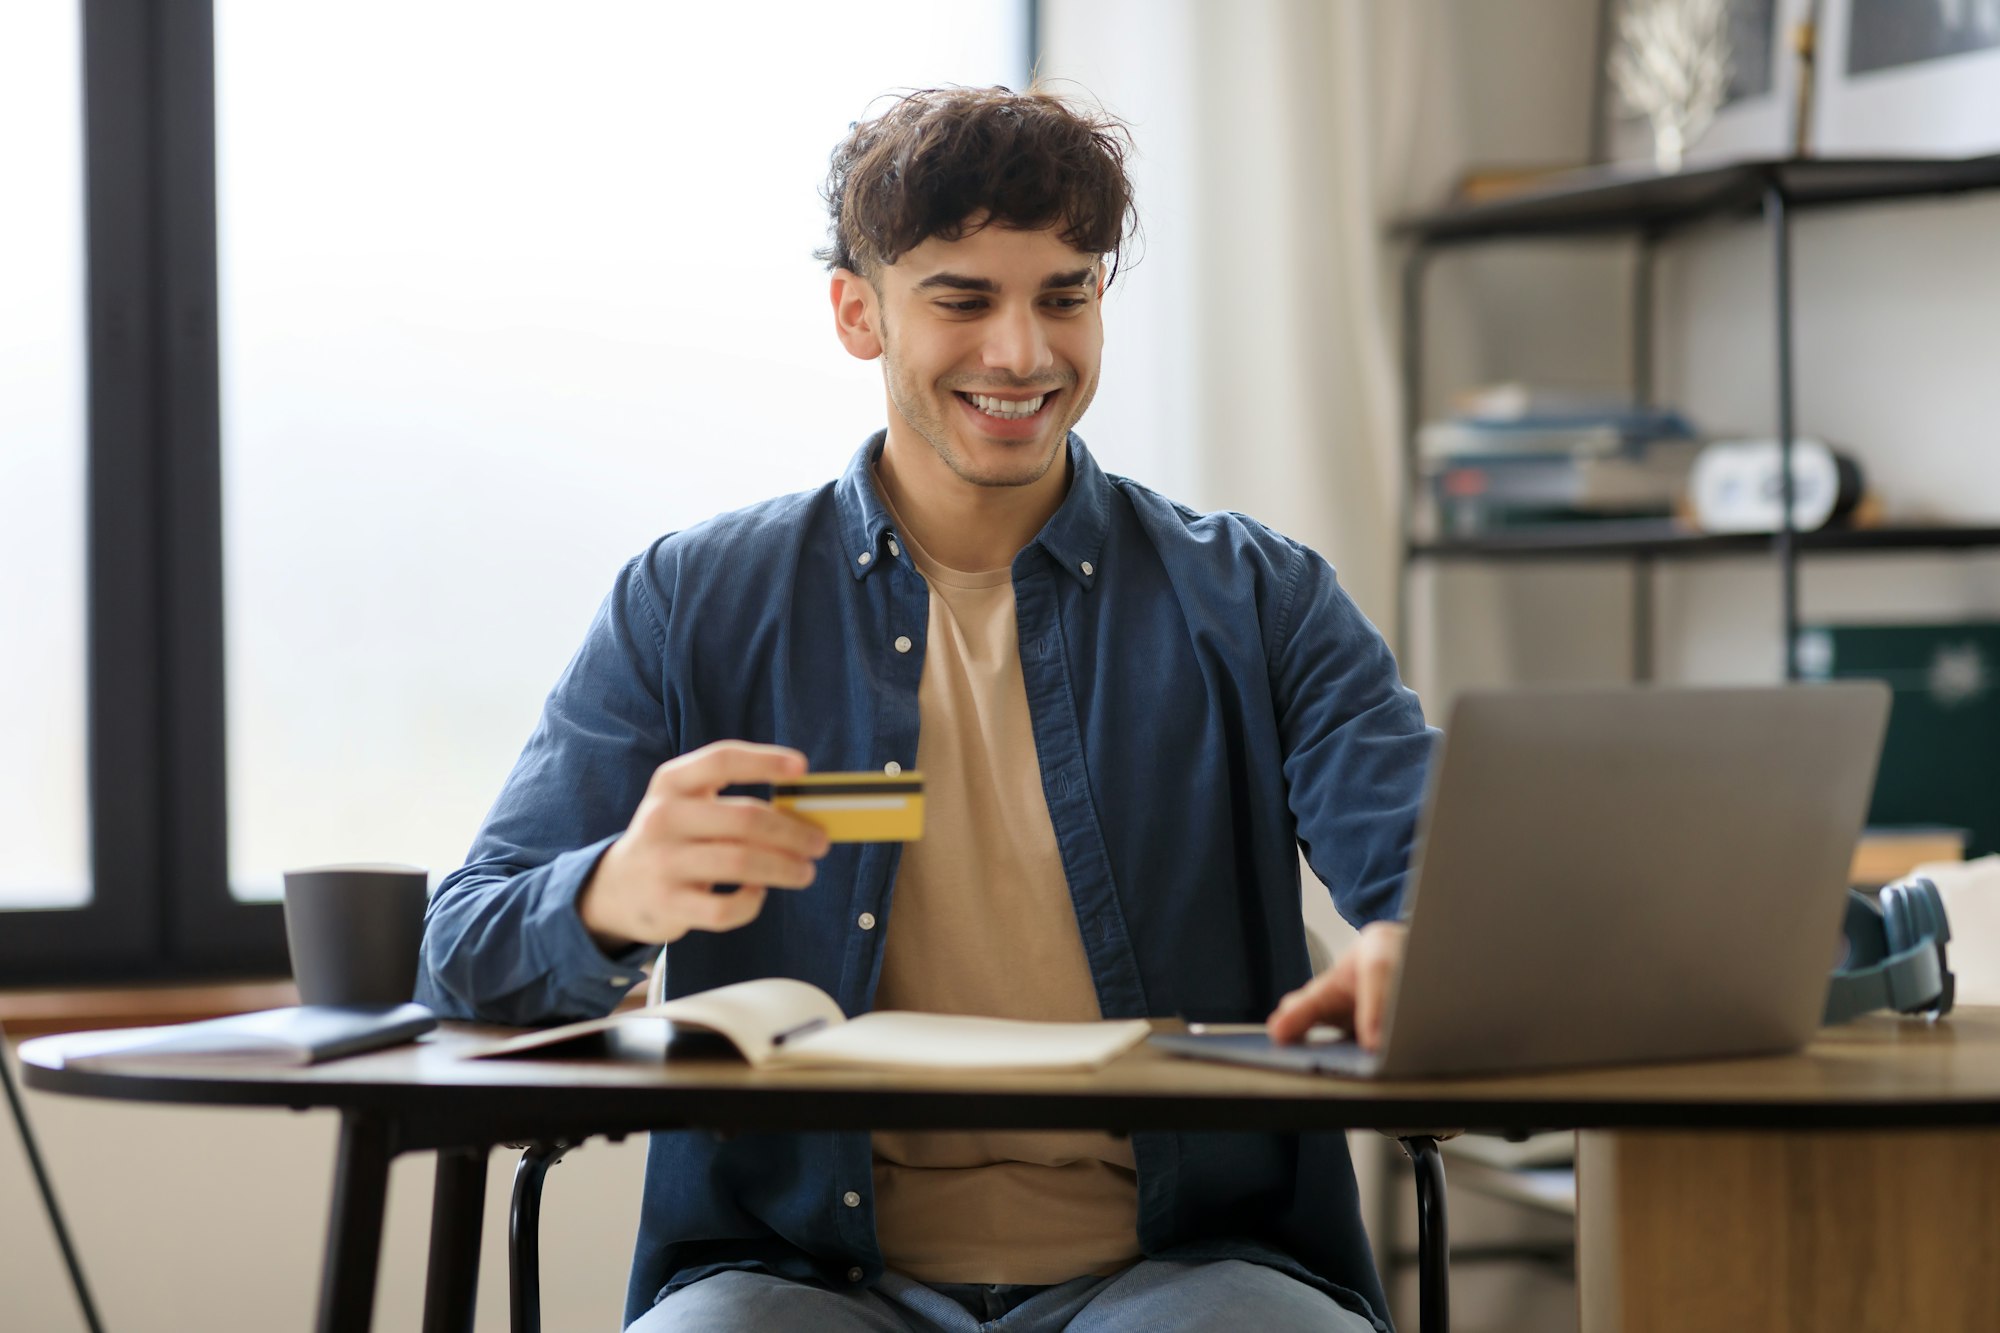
top-left (874, 428), bottom-right (1071, 571)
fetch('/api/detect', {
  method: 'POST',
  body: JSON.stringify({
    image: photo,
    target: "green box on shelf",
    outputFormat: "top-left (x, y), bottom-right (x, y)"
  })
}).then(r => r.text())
top-left (1796, 622), bottom-right (2000, 858)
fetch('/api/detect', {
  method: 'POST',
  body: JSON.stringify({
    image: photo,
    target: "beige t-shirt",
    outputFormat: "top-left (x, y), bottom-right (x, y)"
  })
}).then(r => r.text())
top-left (869, 502), bottom-right (1142, 1286)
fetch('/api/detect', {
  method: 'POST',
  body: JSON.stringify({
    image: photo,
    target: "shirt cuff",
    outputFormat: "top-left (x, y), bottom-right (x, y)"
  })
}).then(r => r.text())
top-left (537, 833), bottom-right (658, 1009)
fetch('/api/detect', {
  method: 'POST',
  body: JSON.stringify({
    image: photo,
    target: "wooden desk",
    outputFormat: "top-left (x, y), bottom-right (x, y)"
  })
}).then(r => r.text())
top-left (20, 1010), bottom-right (2000, 1333)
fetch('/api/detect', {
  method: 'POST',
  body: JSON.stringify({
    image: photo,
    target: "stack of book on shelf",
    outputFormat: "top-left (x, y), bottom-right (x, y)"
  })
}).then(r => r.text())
top-left (1420, 383), bottom-right (1701, 539)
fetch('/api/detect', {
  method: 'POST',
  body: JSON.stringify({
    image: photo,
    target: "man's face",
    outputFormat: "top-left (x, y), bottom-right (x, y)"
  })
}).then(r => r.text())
top-left (840, 221), bottom-right (1104, 490)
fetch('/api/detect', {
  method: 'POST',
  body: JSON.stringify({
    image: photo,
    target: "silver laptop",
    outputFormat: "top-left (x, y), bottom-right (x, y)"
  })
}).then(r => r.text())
top-left (1154, 683), bottom-right (1891, 1079)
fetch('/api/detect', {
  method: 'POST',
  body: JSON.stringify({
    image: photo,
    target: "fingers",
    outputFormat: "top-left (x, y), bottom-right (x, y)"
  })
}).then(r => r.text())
top-left (591, 742), bottom-right (829, 947)
top-left (597, 872), bottom-right (775, 944)
top-left (1267, 969), bottom-right (1353, 1045)
top-left (672, 796), bottom-right (831, 861)
top-left (1265, 921), bottom-right (1407, 1048)
top-left (673, 883), bottom-right (768, 933)
top-left (651, 741), bottom-right (808, 797)
top-left (1266, 992), bottom-right (1310, 1044)
top-left (672, 841), bottom-right (819, 892)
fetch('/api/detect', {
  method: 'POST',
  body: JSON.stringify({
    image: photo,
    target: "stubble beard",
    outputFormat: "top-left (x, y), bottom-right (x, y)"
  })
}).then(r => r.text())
top-left (879, 323), bottom-right (1082, 491)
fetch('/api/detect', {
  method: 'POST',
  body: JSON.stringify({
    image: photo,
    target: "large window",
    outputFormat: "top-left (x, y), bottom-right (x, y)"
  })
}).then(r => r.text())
top-left (213, 2), bottom-right (1025, 900)
top-left (2, 1), bottom-right (1027, 982)
top-left (0, 2), bottom-right (90, 911)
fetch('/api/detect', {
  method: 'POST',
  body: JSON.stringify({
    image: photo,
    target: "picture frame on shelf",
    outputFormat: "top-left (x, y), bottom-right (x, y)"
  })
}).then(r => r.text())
top-left (1813, 0), bottom-right (2000, 158)
top-left (1594, 0), bottom-right (1805, 170)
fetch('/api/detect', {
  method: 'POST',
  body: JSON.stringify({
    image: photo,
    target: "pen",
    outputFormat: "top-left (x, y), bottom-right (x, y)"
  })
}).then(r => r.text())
top-left (770, 1017), bottom-right (830, 1047)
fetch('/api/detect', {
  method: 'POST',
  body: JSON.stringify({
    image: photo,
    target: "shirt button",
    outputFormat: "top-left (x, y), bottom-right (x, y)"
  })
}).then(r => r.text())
top-left (843, 1190), bottom-right (861, 1208)
top-left (847, 1266), bottom-right (865, 1283)
top-left (883, 761), bottom-right (902, 776)
top-left (894, 635), bottom-right (912, 653)
top-left (857, 551), bottom-right (872, 566)
top-left (857, 912), bottom-right (877, 931)
top-left (888, 538), bottom-right (902, 557)
top-left (1080, 560), bottom-right (1094, 576)
top-left (608, 975), bottom-right (632, 987)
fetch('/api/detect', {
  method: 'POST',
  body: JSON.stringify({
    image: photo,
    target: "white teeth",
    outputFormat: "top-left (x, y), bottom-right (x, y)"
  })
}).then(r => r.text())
top-left (967, 392), bottom-right (1046, 419)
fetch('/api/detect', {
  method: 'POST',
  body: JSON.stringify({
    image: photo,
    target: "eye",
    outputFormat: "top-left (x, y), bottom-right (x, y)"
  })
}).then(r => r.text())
top-left (935, 298), bottom-right (987, 313)
top-left (1044, 295), bottom-right (1091, 312)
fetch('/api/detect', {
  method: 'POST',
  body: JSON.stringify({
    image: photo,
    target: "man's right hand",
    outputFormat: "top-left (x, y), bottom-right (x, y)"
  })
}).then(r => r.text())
top-left (578, 741), bottom-right (832, 950)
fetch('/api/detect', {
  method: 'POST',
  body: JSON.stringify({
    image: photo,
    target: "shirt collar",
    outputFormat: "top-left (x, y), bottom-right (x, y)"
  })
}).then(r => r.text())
top-left (836, 432), bottom-right (899, 580)
top-left (835, 431), bottom-right (1108, 589)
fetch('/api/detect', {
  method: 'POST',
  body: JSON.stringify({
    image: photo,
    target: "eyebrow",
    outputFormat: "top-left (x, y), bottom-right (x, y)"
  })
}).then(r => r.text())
top-left (913, 267), bottom-right (1098, 293)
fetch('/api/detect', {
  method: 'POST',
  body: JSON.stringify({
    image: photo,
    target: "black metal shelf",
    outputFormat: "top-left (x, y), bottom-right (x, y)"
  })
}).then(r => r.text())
top-left (1411, 523), bottom-right (2000, 563)
top-left (1393, 151), bottom-right (2000, 681)
top-left (1395, 154), bottom-right (2000, 245)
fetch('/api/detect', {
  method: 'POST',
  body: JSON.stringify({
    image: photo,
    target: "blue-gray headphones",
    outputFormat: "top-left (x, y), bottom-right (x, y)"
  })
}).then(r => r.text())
top-left (1823, 876), bottom-right (1955, 1026)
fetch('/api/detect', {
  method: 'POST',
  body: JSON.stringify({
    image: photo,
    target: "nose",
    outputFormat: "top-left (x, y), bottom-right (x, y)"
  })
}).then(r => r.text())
top-left (981, 301), bottom-right (1054, 380)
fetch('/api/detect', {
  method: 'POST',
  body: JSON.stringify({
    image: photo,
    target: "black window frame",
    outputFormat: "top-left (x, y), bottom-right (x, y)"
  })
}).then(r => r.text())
top-left (4, 0), bottom-right (284, 986)
top-left (3, 0), bottom-right (1038, 988)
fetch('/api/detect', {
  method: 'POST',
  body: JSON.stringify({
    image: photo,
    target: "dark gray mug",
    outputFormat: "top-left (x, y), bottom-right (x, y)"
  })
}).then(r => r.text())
top-left (282, 863), bottom-right (429, 1006)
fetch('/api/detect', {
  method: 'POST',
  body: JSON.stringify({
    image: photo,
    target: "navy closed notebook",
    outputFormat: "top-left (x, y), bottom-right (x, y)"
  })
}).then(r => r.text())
top-left (54, 1004), bottom-right (437, 1068)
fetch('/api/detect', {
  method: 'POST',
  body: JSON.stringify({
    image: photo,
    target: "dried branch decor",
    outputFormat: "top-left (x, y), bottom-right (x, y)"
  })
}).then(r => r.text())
top-left (1610, 0), bottom-right (1735, 172)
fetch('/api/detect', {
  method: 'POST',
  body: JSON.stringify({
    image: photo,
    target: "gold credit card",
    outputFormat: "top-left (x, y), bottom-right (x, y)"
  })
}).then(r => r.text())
top-left (770, 772), bottom-right (925, 843)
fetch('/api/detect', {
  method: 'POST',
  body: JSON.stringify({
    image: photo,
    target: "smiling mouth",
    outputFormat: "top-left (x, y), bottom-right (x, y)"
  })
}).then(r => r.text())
top-left (954, 389), bottom-right (1053, 422)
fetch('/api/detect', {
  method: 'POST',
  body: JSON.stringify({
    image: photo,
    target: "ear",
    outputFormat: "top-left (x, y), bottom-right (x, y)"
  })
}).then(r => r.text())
top-left (830, 268), bottom-right (883, 361)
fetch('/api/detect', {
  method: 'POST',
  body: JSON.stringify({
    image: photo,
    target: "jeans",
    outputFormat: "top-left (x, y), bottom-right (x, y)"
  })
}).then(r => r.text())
top-left (626, 1259), bottom-right (1380, 1332)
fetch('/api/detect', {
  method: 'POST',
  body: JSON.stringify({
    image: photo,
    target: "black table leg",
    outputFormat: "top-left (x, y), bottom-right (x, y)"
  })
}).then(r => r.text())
top-left (422, 1145), bottom-right (490, 1333)
top-left (318, 1111), bottom-right (395, 1333)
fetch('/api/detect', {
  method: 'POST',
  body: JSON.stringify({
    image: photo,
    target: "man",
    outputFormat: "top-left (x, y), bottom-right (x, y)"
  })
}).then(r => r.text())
top-left (419, 86), bottom-right (1431, 1332)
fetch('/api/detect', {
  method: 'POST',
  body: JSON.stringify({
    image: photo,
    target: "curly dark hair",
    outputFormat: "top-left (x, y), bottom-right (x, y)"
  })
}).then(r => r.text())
top-left (818, 85), bottom-right (1138, 286)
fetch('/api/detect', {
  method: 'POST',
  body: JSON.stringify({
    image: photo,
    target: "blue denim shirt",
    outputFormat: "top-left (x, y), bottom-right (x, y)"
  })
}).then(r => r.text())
top-left (418, 434), bottom-right (1434, 1331)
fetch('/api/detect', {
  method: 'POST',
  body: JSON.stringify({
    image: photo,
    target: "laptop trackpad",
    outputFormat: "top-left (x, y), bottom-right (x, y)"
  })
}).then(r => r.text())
top-left (1150, 1029), bottom-right (1382, 1078)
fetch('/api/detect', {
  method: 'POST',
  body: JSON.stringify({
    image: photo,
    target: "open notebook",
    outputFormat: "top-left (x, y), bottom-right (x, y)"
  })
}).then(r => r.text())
top-left (469, 977), bottom-right (1151, 1072)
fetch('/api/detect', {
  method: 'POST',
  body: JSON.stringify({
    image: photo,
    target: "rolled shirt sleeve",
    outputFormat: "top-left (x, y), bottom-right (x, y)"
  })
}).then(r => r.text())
top-left (1267, 540), bottom-right (1436, 927)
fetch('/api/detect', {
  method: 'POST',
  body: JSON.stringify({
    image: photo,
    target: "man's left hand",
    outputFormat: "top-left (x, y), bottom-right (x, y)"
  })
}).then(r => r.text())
top-left (1265, 921), bottom-right (1407, 1049)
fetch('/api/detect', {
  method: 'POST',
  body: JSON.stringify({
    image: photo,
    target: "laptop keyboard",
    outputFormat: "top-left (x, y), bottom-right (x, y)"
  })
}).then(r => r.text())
top-left (1149, 1030), bottom-right (1382, 1078)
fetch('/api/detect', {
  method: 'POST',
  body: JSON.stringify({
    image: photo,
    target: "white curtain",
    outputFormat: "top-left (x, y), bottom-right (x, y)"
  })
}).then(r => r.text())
top-left (1043, 0), bottom-right (1464, 639)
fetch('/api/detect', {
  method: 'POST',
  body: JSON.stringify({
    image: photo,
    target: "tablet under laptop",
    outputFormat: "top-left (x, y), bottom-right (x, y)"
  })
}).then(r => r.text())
top-left (1152, 683), bottom-right (1890, 1080)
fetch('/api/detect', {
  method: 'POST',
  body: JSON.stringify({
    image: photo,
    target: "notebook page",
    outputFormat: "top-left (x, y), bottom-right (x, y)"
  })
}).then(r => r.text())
top-left (773, 1012), bottom-right (1150, 1072)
